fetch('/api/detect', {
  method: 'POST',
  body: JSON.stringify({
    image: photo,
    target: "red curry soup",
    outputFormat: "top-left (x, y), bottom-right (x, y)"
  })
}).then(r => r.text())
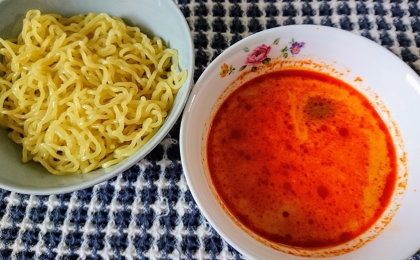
top-left (206, 69), bottom-right (397, 248)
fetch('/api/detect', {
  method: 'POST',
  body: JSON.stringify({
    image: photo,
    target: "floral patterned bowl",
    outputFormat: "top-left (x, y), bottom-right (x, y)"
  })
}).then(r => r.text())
top-left (180, 25), bottom-right (420, 259)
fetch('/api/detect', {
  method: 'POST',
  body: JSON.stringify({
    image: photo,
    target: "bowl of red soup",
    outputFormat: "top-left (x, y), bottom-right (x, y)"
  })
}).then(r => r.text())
top-left (180, 25), bottom-right (420, 259)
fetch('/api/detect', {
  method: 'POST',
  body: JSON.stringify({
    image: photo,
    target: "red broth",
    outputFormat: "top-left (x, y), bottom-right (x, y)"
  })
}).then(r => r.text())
top-left (207, 69), bottom-right (397, 248)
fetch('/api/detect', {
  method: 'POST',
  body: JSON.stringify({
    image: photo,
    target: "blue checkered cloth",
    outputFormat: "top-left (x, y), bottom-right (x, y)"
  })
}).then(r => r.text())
top-left (1, 0), bottom-right (420, 259)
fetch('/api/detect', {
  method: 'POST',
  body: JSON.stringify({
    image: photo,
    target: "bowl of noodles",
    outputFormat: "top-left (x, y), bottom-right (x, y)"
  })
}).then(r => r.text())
top-left (180, 25), bottom-right (420, 259)
top-left (0, 0), bottom-right (194, 194)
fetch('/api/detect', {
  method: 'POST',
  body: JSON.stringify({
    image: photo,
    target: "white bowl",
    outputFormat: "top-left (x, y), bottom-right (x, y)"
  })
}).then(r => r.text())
top-left (0, 0), bottom-right (194, 195)
top-left (180, 25), bottom-right (420, 259)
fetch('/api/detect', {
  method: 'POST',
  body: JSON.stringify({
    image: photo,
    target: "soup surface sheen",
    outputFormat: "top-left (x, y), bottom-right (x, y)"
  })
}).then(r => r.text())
top-left (207, 69), bottom-right (397, 248)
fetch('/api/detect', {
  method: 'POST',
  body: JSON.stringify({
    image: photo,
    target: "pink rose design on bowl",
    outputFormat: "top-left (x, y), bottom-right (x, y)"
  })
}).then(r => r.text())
top-left (245, 44), bottom-right (271, 65)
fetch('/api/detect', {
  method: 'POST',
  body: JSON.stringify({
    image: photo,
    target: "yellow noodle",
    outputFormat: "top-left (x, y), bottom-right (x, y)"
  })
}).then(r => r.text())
top-left (0, 10), bottom-right (187, 174)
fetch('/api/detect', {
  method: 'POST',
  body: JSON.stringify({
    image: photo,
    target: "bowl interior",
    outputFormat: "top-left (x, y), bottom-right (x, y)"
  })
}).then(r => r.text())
top-left (180, 25), bottom-right (420, 259)
top-left (0, 0), bottom-right (194, 194)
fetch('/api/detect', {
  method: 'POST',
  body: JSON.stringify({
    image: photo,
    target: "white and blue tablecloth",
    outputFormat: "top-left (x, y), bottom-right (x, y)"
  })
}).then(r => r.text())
top-left (1, 0), bottom-right (420, 259)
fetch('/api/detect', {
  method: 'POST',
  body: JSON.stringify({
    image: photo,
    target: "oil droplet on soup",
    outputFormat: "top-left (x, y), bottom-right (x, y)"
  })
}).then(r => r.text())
top-left (207, 70), bottom-right (397, 248)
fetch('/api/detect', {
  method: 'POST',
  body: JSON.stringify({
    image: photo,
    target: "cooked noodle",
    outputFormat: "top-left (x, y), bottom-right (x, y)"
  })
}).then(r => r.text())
top-left (0, 10), bottom-right (187, 174)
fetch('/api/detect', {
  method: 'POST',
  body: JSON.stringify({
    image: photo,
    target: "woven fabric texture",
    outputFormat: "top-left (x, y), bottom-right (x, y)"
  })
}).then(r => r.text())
top-left (1, 0), bottom-right (420, 259)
